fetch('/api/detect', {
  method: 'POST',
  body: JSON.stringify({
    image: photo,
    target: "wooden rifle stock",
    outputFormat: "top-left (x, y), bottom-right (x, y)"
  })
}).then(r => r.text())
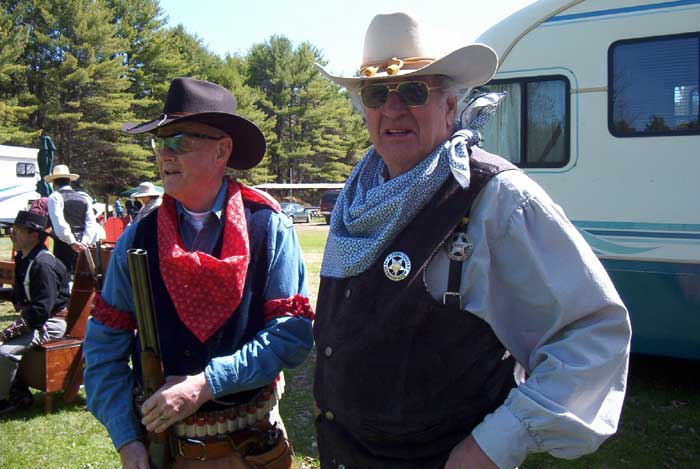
top-left (127, 249), bottom-right (171, 469)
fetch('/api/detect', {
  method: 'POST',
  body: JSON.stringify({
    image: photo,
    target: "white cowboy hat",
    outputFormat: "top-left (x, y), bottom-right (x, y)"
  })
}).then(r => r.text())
top-left (44, 164), bottom-right (79, 182)
top-left (131, 182), bottom-right (162, 199)
top-left (315, 12), bottom-right (498, 92)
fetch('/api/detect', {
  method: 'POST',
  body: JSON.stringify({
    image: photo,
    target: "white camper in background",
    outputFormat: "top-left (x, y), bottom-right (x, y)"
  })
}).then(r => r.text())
top-left (477, 0), bottom-right (700, 359)
top-left (0, 144), bottom-right (40, 225)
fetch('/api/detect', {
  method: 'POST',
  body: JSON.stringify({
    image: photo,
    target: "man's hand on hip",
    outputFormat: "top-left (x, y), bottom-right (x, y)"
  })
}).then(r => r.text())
top-left (445, 435), bottom-right (499, 469)
top-left (141, 372), bottom-right (213, 433)
top-left (118, 440), bottom-right (149, 469)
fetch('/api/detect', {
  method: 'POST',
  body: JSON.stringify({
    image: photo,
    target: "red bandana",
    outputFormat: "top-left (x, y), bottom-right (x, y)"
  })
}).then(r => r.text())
top-left (158, 180), bottom-right (270, 343)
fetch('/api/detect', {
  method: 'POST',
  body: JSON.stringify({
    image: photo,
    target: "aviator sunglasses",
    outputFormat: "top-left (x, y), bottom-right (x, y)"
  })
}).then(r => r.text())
top-left (151, 132), bottom-right (226, 156)
top-left (359, 80), bottom-right (441, 109)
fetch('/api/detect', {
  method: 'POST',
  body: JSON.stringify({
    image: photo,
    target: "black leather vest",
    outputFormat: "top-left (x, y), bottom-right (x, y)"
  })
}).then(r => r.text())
top-left (314, 149), bottom-right (518, 468)
top-left (58, 189), bottom-right (88, 239)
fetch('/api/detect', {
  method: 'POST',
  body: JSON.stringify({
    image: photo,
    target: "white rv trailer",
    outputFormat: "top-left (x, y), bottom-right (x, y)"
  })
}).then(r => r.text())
top-left (0, 144), bottom-right (40, 225)
top-left (476, 0), bottom-right (700, 359)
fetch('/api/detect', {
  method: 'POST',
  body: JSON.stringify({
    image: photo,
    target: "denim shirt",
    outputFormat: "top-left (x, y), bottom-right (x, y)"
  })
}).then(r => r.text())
top-left (84, 179), bottom-right (313, 450)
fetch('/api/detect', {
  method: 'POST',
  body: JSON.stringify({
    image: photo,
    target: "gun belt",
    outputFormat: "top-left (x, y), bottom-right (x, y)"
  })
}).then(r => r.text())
top-left (174, 375), bottom-right (284, 439)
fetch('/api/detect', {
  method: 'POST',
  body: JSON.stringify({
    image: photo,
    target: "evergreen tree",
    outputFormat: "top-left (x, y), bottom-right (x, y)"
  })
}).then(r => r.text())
top-left (246, 36), bottom-right (367, 184)
top-left (109, 0), bottom-right (185, 110)
top-left (11, 0), bottom-right (143, 196)
top-left (218, 54), bottom-right (277, 185)
top-left (107, 0), bottom-right (189, 191)
top-left (1, 2), bottom-right (368, 194)
top-left (0, 4), bottom-right (38, 145)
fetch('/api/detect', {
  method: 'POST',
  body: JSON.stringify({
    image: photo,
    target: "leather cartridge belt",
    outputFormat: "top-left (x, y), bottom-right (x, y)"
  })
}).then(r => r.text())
top-left (173, 376), bottom-right (285, 461)
top-left (173, 376), bottom-right (284, 439)
top-left (176, 420), bottom-right (281, 461)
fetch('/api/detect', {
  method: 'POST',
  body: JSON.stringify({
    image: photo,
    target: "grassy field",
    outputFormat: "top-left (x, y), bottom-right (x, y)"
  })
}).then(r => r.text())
top-left (1, 226), bottom-right (699, 468)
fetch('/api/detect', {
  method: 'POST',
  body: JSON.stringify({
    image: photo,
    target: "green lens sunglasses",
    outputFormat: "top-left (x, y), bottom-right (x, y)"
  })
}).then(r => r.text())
top-left (359, 81), bottom-right (441, 109)
top-left (151, 132), bottom-right (226, 156)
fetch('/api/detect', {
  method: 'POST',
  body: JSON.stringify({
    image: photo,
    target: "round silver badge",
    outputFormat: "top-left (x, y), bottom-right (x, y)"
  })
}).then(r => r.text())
top-left (383, 251), bottom-right (411, 281)
top-left (447, 232), bottom-right (474, 262)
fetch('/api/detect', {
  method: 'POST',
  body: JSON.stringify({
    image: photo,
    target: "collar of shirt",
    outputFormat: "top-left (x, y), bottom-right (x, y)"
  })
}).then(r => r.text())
top-left (175, 178), bottom-right (228, 253)
top-left (15, 244), bottom-right (47, 274)
top-left (25, 243), bottom-right (47, 261)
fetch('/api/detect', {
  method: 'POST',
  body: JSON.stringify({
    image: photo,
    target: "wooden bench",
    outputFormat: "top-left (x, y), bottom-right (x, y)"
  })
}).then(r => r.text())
top-left (16, 246), bottom-right (112, 413)
top-left (0, 260), bottom-right (14, 302)
top-left (0, 259), bottom-right (14, 288)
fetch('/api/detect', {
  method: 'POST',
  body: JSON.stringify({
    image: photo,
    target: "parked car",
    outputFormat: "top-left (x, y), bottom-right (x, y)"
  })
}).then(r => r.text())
top-left (319, 189), bottom-right (341, 224)
top-left (281, 202), bottom-right (311, 223)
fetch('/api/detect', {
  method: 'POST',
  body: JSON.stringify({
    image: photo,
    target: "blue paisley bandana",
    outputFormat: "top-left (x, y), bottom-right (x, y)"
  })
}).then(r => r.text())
top-left (321, 91), bottom-right (506, 278)
top-left (321, 131), bottom-right (475, 278)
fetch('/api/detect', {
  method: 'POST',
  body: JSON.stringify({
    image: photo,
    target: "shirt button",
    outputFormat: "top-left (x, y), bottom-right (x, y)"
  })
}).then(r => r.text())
top-left (324, 410), bottom-right (335, 421)
top-left (324, 346), bottom-right (333, 357)
top-left (344, 288), bottom-right (352, 299)
top-left (183, 350), bottom-right (191, 358)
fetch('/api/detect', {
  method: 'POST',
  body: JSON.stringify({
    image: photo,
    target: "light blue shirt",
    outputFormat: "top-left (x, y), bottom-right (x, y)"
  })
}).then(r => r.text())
top-left (423, 170), bottom-right (631, 468)
top-left (84, 179), bottom-right (313, 450)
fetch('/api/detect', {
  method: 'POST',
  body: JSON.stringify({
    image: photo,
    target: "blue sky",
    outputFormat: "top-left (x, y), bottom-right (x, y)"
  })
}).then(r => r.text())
top-left (158, 0), bottom-right (537, 76)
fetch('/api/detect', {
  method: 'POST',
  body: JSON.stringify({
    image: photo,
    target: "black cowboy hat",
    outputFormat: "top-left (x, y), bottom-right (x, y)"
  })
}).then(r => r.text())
top-left (5, 210), bottom-right (51, 234)
top-left (122, 77), bottom-right (266, 170)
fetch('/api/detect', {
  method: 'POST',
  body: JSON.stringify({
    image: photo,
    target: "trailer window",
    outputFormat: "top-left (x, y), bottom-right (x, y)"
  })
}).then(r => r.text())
top-left (480, 76), bottom-right (569, 168)
top-left (609, 32), bottom-right (700, 137)
top-left (16, 162), bottom-right (36, 177)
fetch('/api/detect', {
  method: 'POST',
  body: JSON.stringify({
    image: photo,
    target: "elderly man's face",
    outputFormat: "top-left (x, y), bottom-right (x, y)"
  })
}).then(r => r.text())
top-left (364, 75), bottom-right (456, 178)
top-left (154, 122), bottom-right (232, 211)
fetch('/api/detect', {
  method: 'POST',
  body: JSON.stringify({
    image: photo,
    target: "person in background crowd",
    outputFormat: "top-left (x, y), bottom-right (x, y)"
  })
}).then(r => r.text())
top-left (312, 12), bottom-right (631, 469)
top-left (0, 211), bottom-right (70, 414)
top-left (114, 198), bottom-right (126, 218)
top-left (130, 182), bottom-right (162, 224)
top-left (125, 198), bottom-right (137, 219)
top-left (44, 165), bottom-right (98, 278)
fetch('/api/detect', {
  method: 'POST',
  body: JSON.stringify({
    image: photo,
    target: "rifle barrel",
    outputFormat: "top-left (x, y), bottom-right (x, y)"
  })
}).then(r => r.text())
top-left (127, 249), bottom-right (159, 354)
top-left (126, 248), bottom-right (171, 468)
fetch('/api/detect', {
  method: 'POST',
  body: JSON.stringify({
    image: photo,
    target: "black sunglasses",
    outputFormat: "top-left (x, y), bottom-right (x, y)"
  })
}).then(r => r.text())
top-left (151, 132), bottom-right (226, 156)
top-left (359, 81), bottom-right (441, 109)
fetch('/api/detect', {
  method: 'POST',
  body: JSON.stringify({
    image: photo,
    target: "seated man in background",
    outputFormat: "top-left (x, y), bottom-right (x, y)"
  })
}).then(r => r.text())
top-left (0, 210), bottom-right (70, 414)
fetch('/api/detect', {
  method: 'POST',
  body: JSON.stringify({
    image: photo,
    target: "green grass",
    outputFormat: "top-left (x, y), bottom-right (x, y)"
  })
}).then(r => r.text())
top-left (1, 227), bottom-right (699, 468)
top-left (1, 236), bottom-right (12, 260)
top-left (0, 227), bottom-right (326, 469)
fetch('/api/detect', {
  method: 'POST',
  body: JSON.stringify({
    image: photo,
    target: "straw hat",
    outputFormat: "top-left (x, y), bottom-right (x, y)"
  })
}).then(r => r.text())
top-left (315, 12), bottom-right (498, 92)
top-left (44, 164), bottom-right (79, 182)
top-left (122, 77), bottom-right (266, 170)
top-left (131, 182), bottom-right (162, 199)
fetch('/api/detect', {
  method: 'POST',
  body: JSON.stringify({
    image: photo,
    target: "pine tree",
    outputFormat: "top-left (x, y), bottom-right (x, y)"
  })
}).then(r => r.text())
top-left (107, 0), bottom-right (189, 192)
top-left (218, 54), bottom-right (277, 185)
top-left (246, 36), bottom-right (367, 184)
top-left (11, 0), bottom-right (143, 196)
top-left (0, 3), bottom-right (39, 145)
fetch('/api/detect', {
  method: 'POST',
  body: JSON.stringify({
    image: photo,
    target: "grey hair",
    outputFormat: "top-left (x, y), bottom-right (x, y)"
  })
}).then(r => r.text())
top-left (348, 75), bottom-right (470, 128)
top-left (441, 78), bottom-right (473, 130)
